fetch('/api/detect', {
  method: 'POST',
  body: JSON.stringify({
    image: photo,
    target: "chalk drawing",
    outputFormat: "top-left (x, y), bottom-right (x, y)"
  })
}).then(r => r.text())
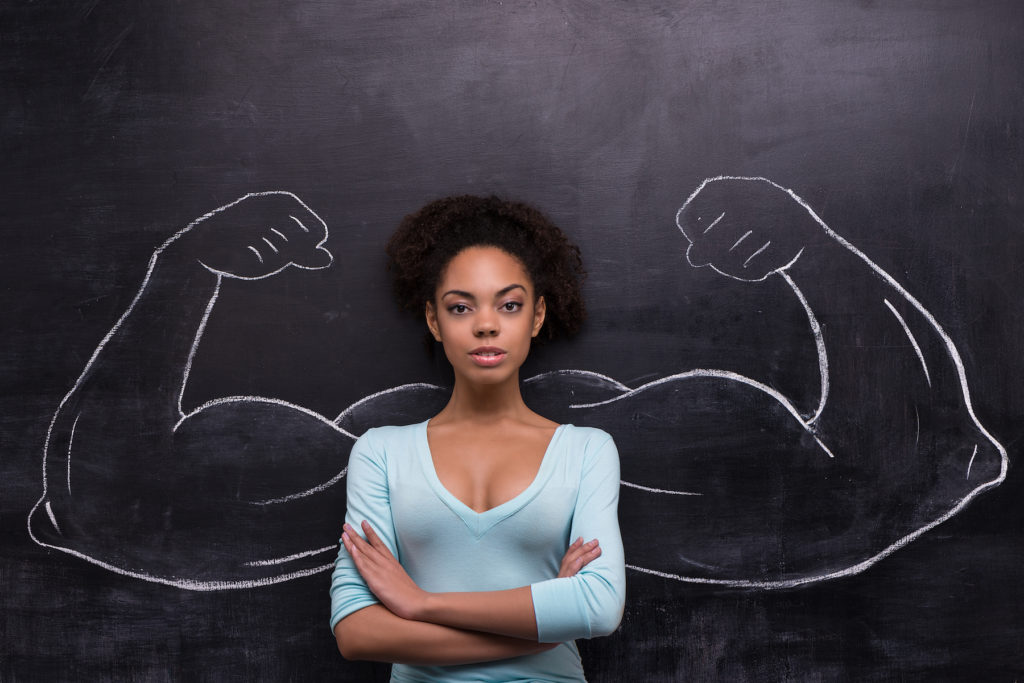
top-left (28, 180), bottom-right (1007, 590)
top-left (884, 298), bottom-right (932, 387)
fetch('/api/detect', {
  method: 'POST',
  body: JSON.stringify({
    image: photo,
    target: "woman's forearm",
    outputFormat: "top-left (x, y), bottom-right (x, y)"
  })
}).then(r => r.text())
top-left (417, 585), bottom-right (539, 640)
top-left (334, 604), bottom-right (554, 665)
top-left (342, 522), bottom-right (544, 641)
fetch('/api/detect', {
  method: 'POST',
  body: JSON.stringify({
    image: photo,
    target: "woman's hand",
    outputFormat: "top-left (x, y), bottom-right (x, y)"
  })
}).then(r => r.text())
top-left (342, 521), bottom-right (427, 621)
top-left (558, 537), bottom-right (601, 578)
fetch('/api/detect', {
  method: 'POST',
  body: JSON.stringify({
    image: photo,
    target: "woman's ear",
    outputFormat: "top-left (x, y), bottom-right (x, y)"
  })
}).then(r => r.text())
top-left (532, 295), bottom-right (546, 338)
top-left (425, 301), bottom-right (442, 342)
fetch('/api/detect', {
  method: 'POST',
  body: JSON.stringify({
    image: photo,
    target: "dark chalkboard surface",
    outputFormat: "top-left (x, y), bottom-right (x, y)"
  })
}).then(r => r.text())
top-left (4, 1), bottom-right (1023, 680)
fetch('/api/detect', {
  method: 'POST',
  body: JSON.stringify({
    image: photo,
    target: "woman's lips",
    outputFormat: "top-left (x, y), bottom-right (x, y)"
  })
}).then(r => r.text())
top-left (469, 347), bottom-right (507, 367)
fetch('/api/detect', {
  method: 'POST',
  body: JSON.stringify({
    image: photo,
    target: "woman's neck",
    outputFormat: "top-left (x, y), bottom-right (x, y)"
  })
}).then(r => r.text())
top-left (434, 373), bottom-right (534, 425)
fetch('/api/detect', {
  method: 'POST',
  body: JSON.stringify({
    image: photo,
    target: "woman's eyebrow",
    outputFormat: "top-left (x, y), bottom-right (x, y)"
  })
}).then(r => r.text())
top-left (496, 284), bottom-right (526, 297)
top-left (441, 284), bottom-right (526, 299)
top-left (441, 289), bottom-right (475, 299)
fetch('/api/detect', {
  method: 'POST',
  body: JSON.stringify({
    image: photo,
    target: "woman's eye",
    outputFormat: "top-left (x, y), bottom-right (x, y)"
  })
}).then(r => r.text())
top-left (502, 301), bottom-right (522, 312)
top-left (449, 303), bottom-right (469, 314)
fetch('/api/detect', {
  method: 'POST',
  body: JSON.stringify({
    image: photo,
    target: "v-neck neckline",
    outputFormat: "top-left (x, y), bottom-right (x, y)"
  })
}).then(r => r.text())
top-left (417, 419), bottom-right (567, 537)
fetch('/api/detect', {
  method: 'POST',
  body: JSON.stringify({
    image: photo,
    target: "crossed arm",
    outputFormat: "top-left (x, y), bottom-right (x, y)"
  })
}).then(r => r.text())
top-left (330, 431), bottom-right (624, 666)
top-left (333, 531), bottom-right (600, 665)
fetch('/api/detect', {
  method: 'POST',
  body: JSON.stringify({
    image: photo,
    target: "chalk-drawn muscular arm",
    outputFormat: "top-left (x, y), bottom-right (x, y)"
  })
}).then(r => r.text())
top-left (538, 177), bottom-right (1008, 587)
top-left (569, 176), bottom-right (1006, 587)
top-left (28, 193), bottom-right (353, 588)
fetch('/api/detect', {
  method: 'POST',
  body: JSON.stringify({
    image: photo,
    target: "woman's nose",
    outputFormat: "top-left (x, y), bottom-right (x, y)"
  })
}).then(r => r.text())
top-left (474, 314), bottom-right (498, 337)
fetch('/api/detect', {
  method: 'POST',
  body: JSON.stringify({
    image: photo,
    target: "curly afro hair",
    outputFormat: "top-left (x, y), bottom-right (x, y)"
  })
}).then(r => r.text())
top-left (385, 195), bottom-right (586, 342)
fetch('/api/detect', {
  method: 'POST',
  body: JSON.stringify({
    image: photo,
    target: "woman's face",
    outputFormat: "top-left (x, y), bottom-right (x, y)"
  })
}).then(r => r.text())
top-left (425, 246), bottom-right (545, 387)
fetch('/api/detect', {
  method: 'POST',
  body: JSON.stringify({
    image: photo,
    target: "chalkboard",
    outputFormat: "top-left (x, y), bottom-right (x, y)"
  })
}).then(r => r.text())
top-left (4, 1), bottom-right (1023, 680)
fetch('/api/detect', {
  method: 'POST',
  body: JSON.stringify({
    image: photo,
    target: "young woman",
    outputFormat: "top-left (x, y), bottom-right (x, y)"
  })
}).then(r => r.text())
top-left (329, 196), bottom-right (626, 681)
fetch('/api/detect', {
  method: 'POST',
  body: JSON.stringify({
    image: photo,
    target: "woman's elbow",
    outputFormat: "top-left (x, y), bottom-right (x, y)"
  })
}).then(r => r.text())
top-left (582, 570), bottom-right (625, 638)
top-left (589, 602), bottom-right (625, 638)
top-left (334, 618), bottom-right (370, 661)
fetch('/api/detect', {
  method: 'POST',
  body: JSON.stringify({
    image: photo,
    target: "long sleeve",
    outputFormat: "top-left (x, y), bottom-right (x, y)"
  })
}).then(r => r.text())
top-left (530, 433), bottom-right (626, 642)
top-left (328, 429), bottom-right (398, 630)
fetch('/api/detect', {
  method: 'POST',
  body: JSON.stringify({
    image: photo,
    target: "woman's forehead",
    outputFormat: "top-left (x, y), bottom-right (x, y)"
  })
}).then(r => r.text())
top-left (437, 246), bottom-right (533, 293)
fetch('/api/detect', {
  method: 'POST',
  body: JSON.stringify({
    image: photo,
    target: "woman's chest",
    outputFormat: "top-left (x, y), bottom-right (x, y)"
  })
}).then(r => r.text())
top-left (386, 453), bottom-right (579, 591)
top-left (427, 429), bottom-right (556, 514)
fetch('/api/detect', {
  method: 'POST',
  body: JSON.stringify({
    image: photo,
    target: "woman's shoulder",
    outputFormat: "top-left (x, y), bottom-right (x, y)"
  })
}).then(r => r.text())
top-left (558, 424), bottom-right (617, 454)
top-left (352, 420), bottom-right (426, 454)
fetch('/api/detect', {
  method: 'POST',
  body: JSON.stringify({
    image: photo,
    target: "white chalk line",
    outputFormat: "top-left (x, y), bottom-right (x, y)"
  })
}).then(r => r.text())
top-left (568, 368), bottom-right (834, 459)
top-left (270, 228), bottom-right (288, 242)
top-left (261, 236), bottom-right (279, 254)
top-left (525, 368), bottom-right (632, 392)
top-left (178, 279), bottom-right (221, 418)
top-left (884, 298), bottom-right (932, 387)
top-left (289, 215), bottom-right (309, 232)
top-left (245, 544), bottom-right (336, 567)
top-left (703, 211), bottom-right (726, 234)
top-left (253, 467), bottom-right (348, 505)
top-left (67, 414), bottom-right (80, 496)
top-left (812, 436), bottom-right (836, 460)
top-left (45, 502), bottom-right (61, 534)
top-left (730, 230), bottom-right (753, 252)
top-left (31, 530), bottom-right (334, 590)
top-left (966, 444), bottom-right (978, 480)
top-left (620, 481), bottom-right (703, 496)
top-left (333, 382), bottom-right (448, 425)
top-left (780, 271), bottom-right (829, 424)
top-left (743, 241), bottom-right (771, 268)
top-left (247, 245), bottom-right (263, 263)
top-left (177, 395), bottom-right (357, 441)
top-left (674, 555), bottom-right (723, 572)
top-left (332, 368), bottom-right (633, 424)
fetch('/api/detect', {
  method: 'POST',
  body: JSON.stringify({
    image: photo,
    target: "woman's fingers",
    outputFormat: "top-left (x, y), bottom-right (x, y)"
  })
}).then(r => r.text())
top-left (558, 538), bottom-right (601, 577)
top-left (361, 521), bottom-right (396, 559)
top-left (341, 523), bottom-right (427, 621)
top-left (342, 523), bottom-right (382, 569)
top-left (570, 545), bottom-right (601, 573)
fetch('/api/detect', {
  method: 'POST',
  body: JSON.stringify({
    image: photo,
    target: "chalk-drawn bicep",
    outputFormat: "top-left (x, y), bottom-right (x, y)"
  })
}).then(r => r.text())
top-left (172, 398), bottom-right (354, 504)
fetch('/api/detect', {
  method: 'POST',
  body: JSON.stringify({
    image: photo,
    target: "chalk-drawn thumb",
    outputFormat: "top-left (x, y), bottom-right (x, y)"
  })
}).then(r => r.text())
top-left (291, 244), bottom-right (334, 271)
top-left (677, 177), bottom-right (815, 282)
top-left (162, 191), bottom-right (333, 280)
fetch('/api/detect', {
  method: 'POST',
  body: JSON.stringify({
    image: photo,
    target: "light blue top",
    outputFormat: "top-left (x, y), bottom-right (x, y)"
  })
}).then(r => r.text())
top-left (329, 420), bottom-right (626, 682)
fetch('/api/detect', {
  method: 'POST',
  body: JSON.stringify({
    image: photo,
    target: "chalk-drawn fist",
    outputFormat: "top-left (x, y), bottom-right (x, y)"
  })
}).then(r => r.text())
top-left (677, 177), bottom-right (821, 282)
top-left (166, 192), bottom-right (333, 280)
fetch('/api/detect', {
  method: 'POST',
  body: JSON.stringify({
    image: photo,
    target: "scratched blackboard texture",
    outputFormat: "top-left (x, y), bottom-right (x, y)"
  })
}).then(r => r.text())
top-left (3, 1), bottom-right (1024, 680)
